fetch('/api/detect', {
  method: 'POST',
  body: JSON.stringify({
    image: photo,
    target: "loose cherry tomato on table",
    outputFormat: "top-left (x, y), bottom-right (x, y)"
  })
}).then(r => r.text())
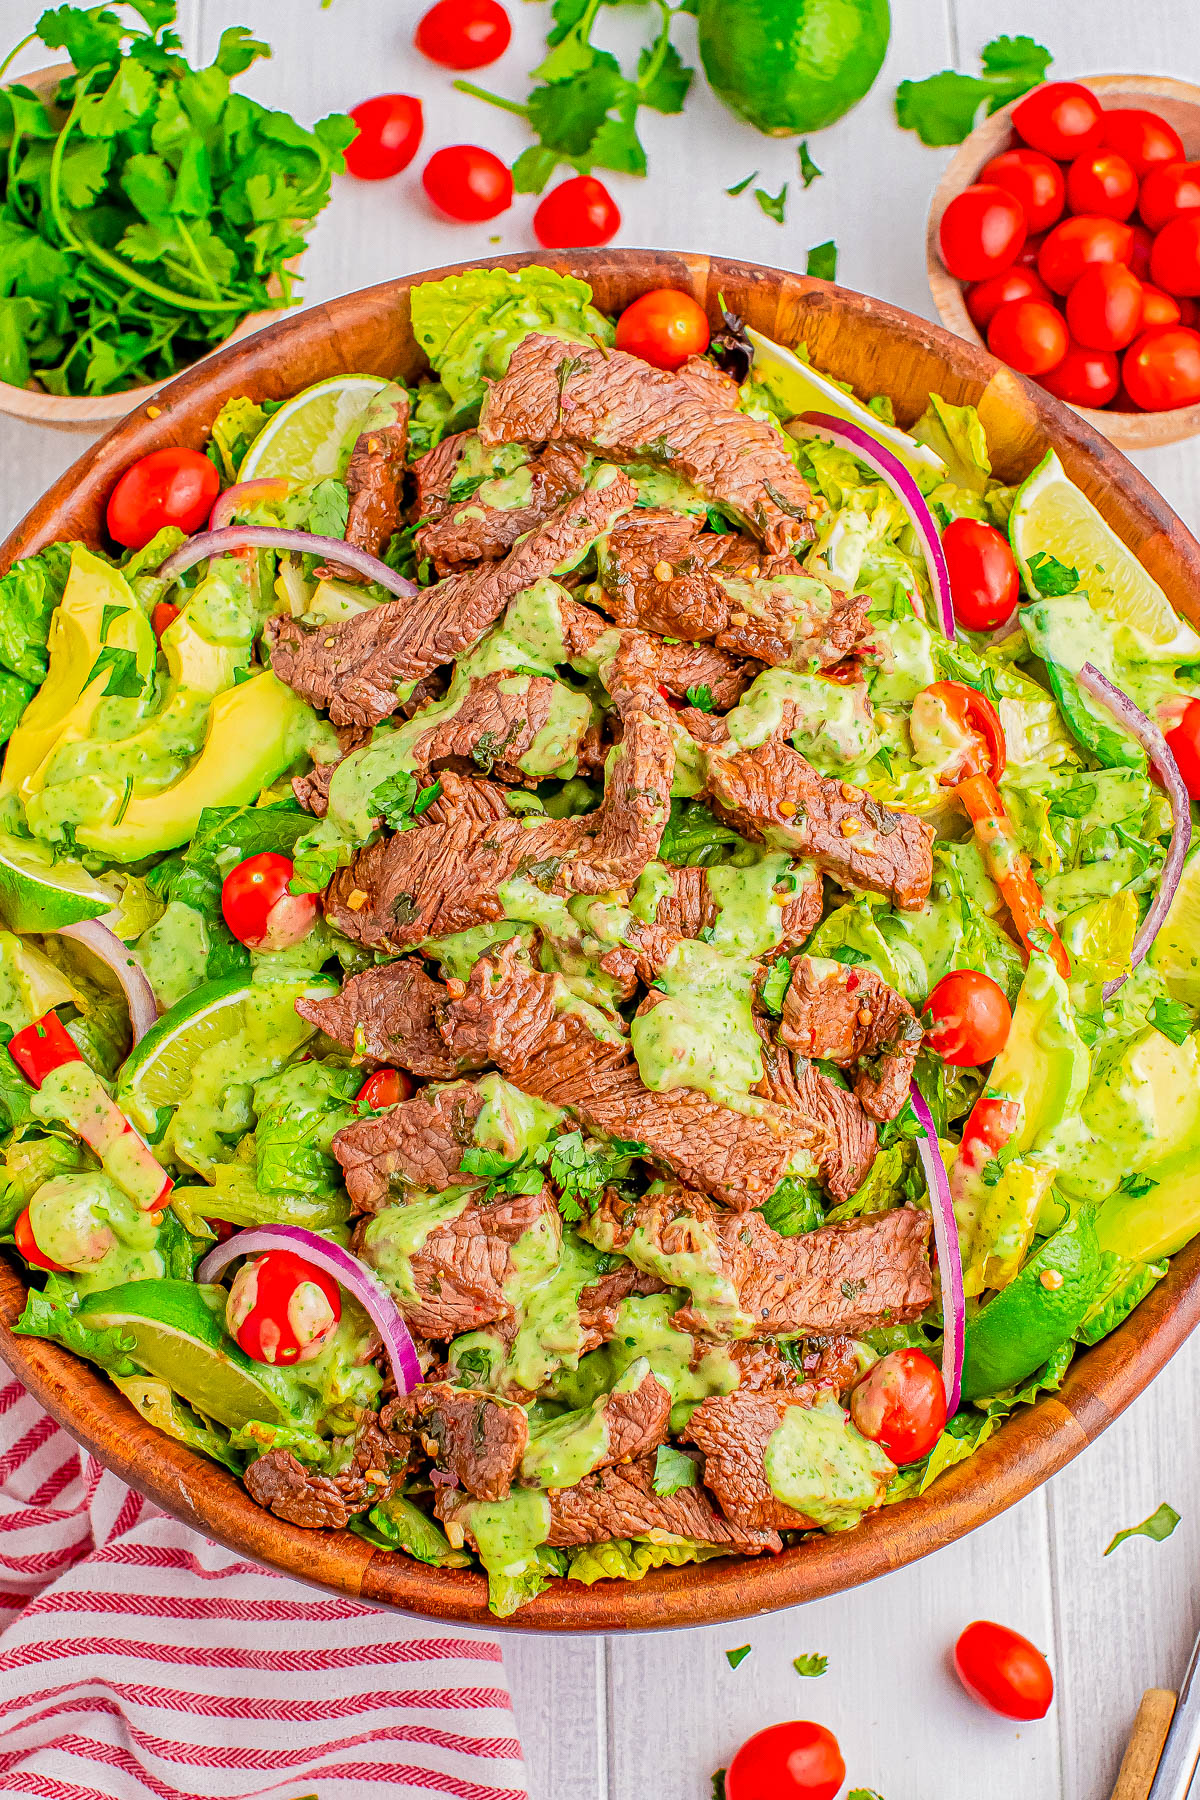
top-left (344, 94), bottom-right (424, 179)
top-left (938, 184), bottom-right (1027, 282)
top-left (965, 267), bottom-right (1052, 332)
top-left (151, 601), bottom-right (180, 639)
top-left (986, 297), bottom-right (1068, 376)
top-left (1098, 107), bottom-right (1184, 175)
top-left (1150, 213), bottom-right (1200, 298)
top-left (422, 145), bottom-right (512, 222)
top-left (978, 148), bottom-right (1064, 234)
top-left (912, 680), bottom-right (1007, 783)
top-left (1012, 81), bottom-right (1102, 160)
top-left (1065, 148), bottom-right (1138, 221)
top-left (615, 288), bottom-right (710, 370)
top-left (1166, 698), bottom-right (1200, 800)
top-left (923, 969), bottom-right (1013, 1066)
top-left (849, 1348), bottom-right (947, 1464)
top-left (226, 1250), bottom-right (342, 1366)
top-left (106, 448), bottom-right (220, 552)
top-left (1138, 282), bottom-right (1185, 330)
top-left (941, 516), bottom-right (1020, 632)
top-left (533, 174), bottom-right (620, 248)
top-left (1040, 339), bottom-right (1120, 407)
top-left (1065, 262), bottom-right (1144, 351)
top-left (1137, 161), bottom-right (1200, 234)
top-left (356, 1068), bottom-right (415, 1110)
top-left (414, 0), bottom-right (511, 69)
top-left (14, 1207), bottom-right (67, 1273)
top-left (725, 1720), bottom-right (845, 1800)
top-left (954, 1620), bottom-right (1054, 1721)
top-left (221, 853), bottom-right (318, 952)
top-left (1037, 215), bottom-right (1134, 296)
top-left (1122, 326), bottom-right (1200, 410)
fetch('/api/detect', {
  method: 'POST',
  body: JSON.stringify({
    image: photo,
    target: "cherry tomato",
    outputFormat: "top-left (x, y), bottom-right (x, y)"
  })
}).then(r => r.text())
top-left (106, 448), bottom-right (220, 552)
top-left (1137, 161), bottom-right (1200, 234)
top-left (939, 184), bottom-right (1027, 282)
top-left (204, 1217), bottom-right (236, 1244)
top-left (14, 1206), bottom-right (67, 1273)
top-left (1151, 213), bottom-right (1200, 298)
top-left (344, 95), bottom-right (424, 180)
top-left (533, 174), bottom-right (620, 249)
top-left (1140, 282), bottom-right (1185, 329)
top-left (1065, 148), bottom-right (1138, 222)
top-left (978, 148), bottom-right (1064, 235)
top-left (1122, 325), bottom-right (1200, 410)
top-left (151, 600), bottom-right (180, 639)
top-left (1011, 82), bottom-right (1102, 161)
top-left (915, 680), bottom-right (1007, 782)
top-left (422, 145), bottom-right (512, 222)
top-left (1128, 222), bottom-right (1155, 281)
top-left (657, 683), bottom-right (686, 710)
top-left (1065, 262), bottom-right (1144, 351)
top-left (954, 1621), bottom-right (1054, 1721)
top-left (1040, 339), bottom-right (1120, 408)
top-left (1037, 215), bottom-right (1134, 296)
top-left (987, 297), bottom-right (1068, 375)
top-left (1167, 699), bottom-right (1200, 799)
top-left (414, 0), bottom-right (511, 69)
top-left (226, 1250), bottom-right (342, 1366)
top-left (221, 852), bottom-right (318, 952)
top-left (1015, 231), bottom-right (1046, 270)
top-left (942, 516), bottom-right (1020, 632)
top-left (356, 1068), bottom-right (415, 1110)
top-left (1099, 108), bottom-right (1184, 176)
top-left (923, 969), bottom-right (1012, 1066)
top-left (726, 1721), bottom-right (845, 1800)
top-left (965, 266), bottom-right (1053, 333)
top-left (849, 1348), bottom-right (947, 1464)
top-left (614, 288), bottom-right (710, 370)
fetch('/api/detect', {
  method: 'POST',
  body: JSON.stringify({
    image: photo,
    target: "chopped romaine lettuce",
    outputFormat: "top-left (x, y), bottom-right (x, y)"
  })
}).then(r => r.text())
top-left (410, 266), bottom-right (614, 409)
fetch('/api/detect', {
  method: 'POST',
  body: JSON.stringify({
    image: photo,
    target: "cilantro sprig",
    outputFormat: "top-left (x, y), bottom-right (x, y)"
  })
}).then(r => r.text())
top-left (457, 1128), bottom-right (649, 1222)
top-left (371, 770), bottom-right (442, 832)
top-left (895, 35), bottom-right (1053, 147)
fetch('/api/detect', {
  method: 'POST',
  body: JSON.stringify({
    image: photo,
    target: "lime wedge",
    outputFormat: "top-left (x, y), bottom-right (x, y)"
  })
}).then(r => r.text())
top-left (746, 326), bottom-right (945, 480)
top-left (79, 1279), bottom-right (290, 1430)
top-left (1010, 451), bottom-right (1200, 657)
top-left (0, 831), bottom-right (119, 932)
top-left (238, 374), bottom-right (389, 483)
top-left (1151, 849), bottom-right (1200, 1002)
top-left (960, 1208), bottom-right (1103, 1402)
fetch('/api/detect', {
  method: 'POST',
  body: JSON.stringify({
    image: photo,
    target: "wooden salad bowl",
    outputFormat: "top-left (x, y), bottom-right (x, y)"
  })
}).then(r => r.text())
top-left (2, 249), bottom-right (1200, 1631)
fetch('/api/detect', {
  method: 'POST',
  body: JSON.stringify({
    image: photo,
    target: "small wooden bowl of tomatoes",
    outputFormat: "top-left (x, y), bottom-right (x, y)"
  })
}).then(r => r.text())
top-left (926, 74), bottom-right (1200, 449)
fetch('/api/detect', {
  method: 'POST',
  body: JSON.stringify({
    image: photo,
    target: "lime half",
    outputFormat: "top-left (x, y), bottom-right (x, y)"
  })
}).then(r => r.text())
top-left (0, 832), bottom-right (118, 932)
top-left (960, 1208), bottom-right (1103, 1402)
top-left (238, 374), bottom-right (389, 483)
top-left (1010, 451), bottom-right (1200, 657)
top-left (79, 1280), bottom-right (290, 1429)
top-left (1151, 848), bottom-right (1200, 1002)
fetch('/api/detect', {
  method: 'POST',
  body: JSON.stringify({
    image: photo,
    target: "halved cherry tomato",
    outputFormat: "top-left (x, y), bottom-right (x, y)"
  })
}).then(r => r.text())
top-left (1166, 698), bottom-right (1200, 800)
top-left (9, 1011), bottom-right (82, 1086)
top-left (344, 94), bottom-right (424, 179)
top-left (151, 601), bottom-right (180, 639)
top-left (954, 1620), bottom-right (1054, 1721)
top-left (1150, 213), bottom-right (1200, 298)
top-left (978, 148), bottom-right (1064, 235)
top-left (356, 1068), bottom-right (415, 1110)
top-left (956, 1093), bottom-right (1023, 1191)
top-left (1012, 82), bottom-right (1102, 160)
top-left (939, 184), bottom-right (1026, 282)
top-left (1122, 325), bottom-right (1200, 410)
top-left (1140, 282), bottom-right (1185, 329)
top-left (1065, 262), bottom-right (1144, 351)
top-left (204, 1218), bottom-right (236, 1245)
top-left (1137, 161), bottom-right (1200, 234)
top-left (14, 1206), bottom-right (67, 1273)
top-left (1040, 339), bottom-right (1120, 408)
top-left (916, 680), bottom-right (1007, 783)
top-left (923, 969), bottom-right (1012, 1066)
top-left (615, 289), bottom-right (710, 370)
top-left (221, 853), bottom-right (318, 952)
top-left (941, 517), bottom-right (1020, 633)
top-left (956, 773), bottom-right (1070, 977)
top-left (1065, 148), bottom-right (1138, 221)
top-left (414, 0), bottom-right (511, 69)
top-left (533, 175), bottom-right (620, 248)
top-left (1037, 215), bottom-right (1134, 296)
top-left (226, 1250), bottom-right (342, 1367)
top-left (1099, 108), bottom-right (1184, 176)
top-left (987, 297), bottom-right (1067, 376)
top-left (106, 448), bottom-right (220, 552)
top-left (849, 1348), bottom-right (947, 1464)
top-left (965, 267), bottom-right (1053, 332)
top-left (422, 145), bottom-right (512, 222)
top-left (726, 1721), bottom-right (845, 1800)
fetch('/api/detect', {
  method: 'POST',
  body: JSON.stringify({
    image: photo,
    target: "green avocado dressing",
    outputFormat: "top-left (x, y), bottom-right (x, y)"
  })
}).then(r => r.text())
top-left (451, 1487), bottom-right (552, 1577)
top-left (135, 900), bottom-right (211, 1010)
top-left (763, 1395), bottom-right (896, 1531)
top-left (586, 1200), bottom-right (753, 1337)
top-left (552, 1292), bottom-right (739, 1430)
top-left (473, 1072), bottom-right (564, 1161)
top-left (28, 1170), bottom-right (162, 1291)
top-left (725, 667), bottom-right (880, 769)
top-left (521, 1358), bottom-right (655, 1489)
top-left (631, 937), bottom-right (763, 1102)
top-left (359, 1186), bottom-right (476, 1306)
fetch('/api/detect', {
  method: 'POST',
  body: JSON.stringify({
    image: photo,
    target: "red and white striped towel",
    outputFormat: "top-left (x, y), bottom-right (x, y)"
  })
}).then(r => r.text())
top-left (0, 1376), bottom-right (528, 1800)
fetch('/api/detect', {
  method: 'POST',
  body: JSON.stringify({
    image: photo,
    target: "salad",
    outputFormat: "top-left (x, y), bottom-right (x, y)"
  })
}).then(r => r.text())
top-left (1, 262), bottom-right (1198, 1620)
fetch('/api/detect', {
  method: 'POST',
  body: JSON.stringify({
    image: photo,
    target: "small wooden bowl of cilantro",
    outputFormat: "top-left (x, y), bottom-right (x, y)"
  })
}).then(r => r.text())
top-left (0, 6), bottom-right (354, 429)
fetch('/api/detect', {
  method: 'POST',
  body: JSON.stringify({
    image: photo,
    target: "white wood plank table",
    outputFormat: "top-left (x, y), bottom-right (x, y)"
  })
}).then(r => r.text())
top-left (2, 4), bottom-right (1199, 1796)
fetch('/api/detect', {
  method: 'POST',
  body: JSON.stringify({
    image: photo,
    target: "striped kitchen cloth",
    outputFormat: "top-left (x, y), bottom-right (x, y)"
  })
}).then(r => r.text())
top-left (0, 1376), bottom-right (528, 1800)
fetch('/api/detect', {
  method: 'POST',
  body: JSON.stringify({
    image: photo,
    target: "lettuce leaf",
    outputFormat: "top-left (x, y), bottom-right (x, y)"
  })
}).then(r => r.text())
top-left (252, 1059), bottom-right (360, 1199)
top-left (359, 1492), bottom-right (472, 1567)
top-left (112, 1373), bottom-right (243, 1473)
top-left (204, 1157), bottom-right (351, 1230)
top-left (0, 1129), bottom-right (87, 1234)
top-left (487, 1545), bottom-right (568, 1618)
top-left (0, 540), bottom-right (76, 688)
top-left (824, 1142), bottom-right (919, 1226)
top-left (566, 1536), bottom-right (730, 1585)
top-left (910, 395), bottom-right (991, 495)
top-left (658, 798), bottom-right (751, 867)
top-left (759, 1173), bottom-right (824, 1236)
top-left (14, 1272), bottom-right (140, 1374)
top-left (410, 266), bottom-right (614, 408)
top-left (206, 395), bottom-right (272, 484)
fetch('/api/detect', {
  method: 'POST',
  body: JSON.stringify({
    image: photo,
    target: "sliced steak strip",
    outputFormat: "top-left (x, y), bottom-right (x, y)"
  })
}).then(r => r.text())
top-left (318, 384), bottom-right (411, 582)
top-left (753, 1028), bottom-right (877, 1203)
top-left (779, 957), bottom-right (923, 1123)
top-left (385, 1381), bottom-right (528, 1502)
top-left (334, 1079), bottom-right (488, 1211)
top-left (243, 1416), bottom-right (409, 1531)
top-left (408, 670), bottom-right (591, 785)
top-left (296, 958), bottom-right (463, 1079)
top-left (659, 641), bottom-right (758, 710)
top-left (522, 1365), bottom-right (671, 1489)
top-left (480, 334), bottom-right (814, 555)
top-left (266, 470), bottom-right (635, 731)
top-left (727, 1337), bottom-right (858, 1397)
top-left (411, 432), bottom-right (469, 521)
top-left (416, 442), bottom-right (590, 574)
top-left (599, 861), bottom-right (823, 989)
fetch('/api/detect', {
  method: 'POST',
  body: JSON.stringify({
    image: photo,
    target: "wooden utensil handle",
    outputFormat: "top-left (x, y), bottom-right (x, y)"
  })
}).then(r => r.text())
top-left (1111, 1689), bottom-right (1178, 1800)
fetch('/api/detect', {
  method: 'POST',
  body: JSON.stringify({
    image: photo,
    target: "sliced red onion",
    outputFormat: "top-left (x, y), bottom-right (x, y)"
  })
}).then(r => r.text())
top-left (210, 479), bottom-right (292, 531)
top-left (58, 919), bottom-right (158, 1044)
top-left (155, 528), bottom-right (419, 598)
top-left (787, 411), bottom-right (956, 639)
top-left (1076, 662), bottom-right (1192, 999)
top-left (910, 1084), bottom-right (964, 1419)
top-left (197, 1224), bottom-right (423, 1395)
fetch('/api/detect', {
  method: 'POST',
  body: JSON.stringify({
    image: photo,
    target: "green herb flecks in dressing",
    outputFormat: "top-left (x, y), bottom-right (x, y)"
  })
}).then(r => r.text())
top-left (454, 1487), bottom-right (552, 1581)
top-left (863, 614), bottom-right (938, 709)
top-left (632, 937), bottom-right (763, 1103)
top-left (359, 1187), bottom-right (475, 1307)
top-left (0, 932), bottom-right (78, 1031)
top-left (501, 1228), bottom-right (615, 1395)
top-left (28, 1170), bottom-right (162, 1291)
top-left (586, 1200), bottom-right (753, 1338)
top-left (631, 861), bottom-right (674, 924)
top-left (521, 1357), bottom-right (656, 1488)
top-left (135, 900), bottom-right (211, 1011)
top-left (724, 667), bottom-right (879, 770)
top-left (551, 1292), bottom-right (739, 1431)
top-left (472, 1073), bottom-right (564, 1162)
top-left (425, 921), bottom-right (528, 982)
top-left (623, 463), bottom-right (710, 515)
top-left (763, 1395), bottom-right (896, 1531)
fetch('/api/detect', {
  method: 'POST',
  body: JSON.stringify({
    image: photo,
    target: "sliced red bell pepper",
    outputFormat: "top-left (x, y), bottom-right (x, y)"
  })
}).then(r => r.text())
top-left (9, 1012), bottom-right (82, 1087)
top-left (956, 773), bottom-right (1071, 980)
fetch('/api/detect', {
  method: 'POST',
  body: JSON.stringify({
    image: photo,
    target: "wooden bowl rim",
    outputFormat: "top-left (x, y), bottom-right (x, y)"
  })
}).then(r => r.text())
top-left (3, 246), bottom-right (1200, 1631)
top-left (925, 71), bottom-right (1200, 450)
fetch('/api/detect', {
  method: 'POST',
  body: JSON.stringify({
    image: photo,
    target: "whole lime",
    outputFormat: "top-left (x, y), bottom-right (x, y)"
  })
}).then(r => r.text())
top-left (697, 0), bottom-right (891, 137)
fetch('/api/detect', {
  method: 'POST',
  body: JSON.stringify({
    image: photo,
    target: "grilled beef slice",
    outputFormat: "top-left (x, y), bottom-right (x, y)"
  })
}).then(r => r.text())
top-left (243, 1416), bottom-right (410, 1531)
top-left (266, 469), bottom-right (635, 731)
top-left (406, 670), bottom-right (592, 786)
top-left (410, 432), bottom-right (469, 520)
top-left (598, 861), bottom-right (823, 990)
top-left (333, 1079), bottom-right (488, 1211)
top-left (384, 1382), bottom-right (528, 1501)
top-left (752, 1032), bottom-right (877, 1203)
top-left (416, 442), bottom-right (590, 574)
top-left (480, 334), bottom-right (815, 555)
top-left (658, 641), bottom-right (758, 710)
top-left (727, 1335), bottom-right (861, 1397)
top-left (318, 384), bottom-right (410, 582)
top-left (522, 1365), bottom-right (672, 1489)
top-left (779, 957), bottom-right (924, 1123)
top-left (295, 958), bottom-right (463, 1079)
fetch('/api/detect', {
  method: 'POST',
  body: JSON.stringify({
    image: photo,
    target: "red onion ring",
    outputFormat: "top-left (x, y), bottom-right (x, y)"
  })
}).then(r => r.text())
top-left (155, 528), bottom-right (419, 598)
top-left (910, 1084), bottom-right (964, 1418)
top-left (786, 411), bottom-right (956, 639)
top-left (58, 918), bottom-right (158, 1044)
top-left (210, 479), bottom-right (292, 531)
top-left (197, 1223), bottom-right (422, 1395)
top-left (1075, 661), bottom-right (1192, 999)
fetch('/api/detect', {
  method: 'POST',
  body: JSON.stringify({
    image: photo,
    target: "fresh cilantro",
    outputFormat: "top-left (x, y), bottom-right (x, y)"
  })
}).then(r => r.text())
top-left (459, 1145), bottom-right (544, 1202)
top-left (652, 1443), bottom-right (698, 1496)
top-left (895, 35), bottom-right (1053, 146)
top-left (372, 770), bottom-right (442, 832)
top-left (797, 141), bottom-right (822, 187)
top-left (1104, 1502), bottom-right (1180, 1556)
top-left (806, 240), bottom-right (838, 281)
top-left (761, 1174), bottom-right (824, 1237)
top-left (711, 1774), bottom-right (727, 1800)
top-left (979, 1156), bottom-right (1004, 1188)
top-left (760, 954), bottom-right (792, 1019)
top-left (685, 684), bottom-right (714, 712)
top-left (725, 171), bottom-right (757, 196)
top-left (828, 945), bottom-right (871, 967)
top-left (1119, 1172), bottom-right (1157, 1199)
top-left (1149, 996), bottom-right (1193, 1046)
top-left (755, 182), bottom-right (788, 225)
top-left (535, 1129), bottom-right (647, 1222)
top-left (85, 646), bottom-right (150, 700)
top-left (446, 473), bottom-right (488, 504)
top-left (793, 1652), bottom-right (828, 1677)
top-left (1026, 549), bottom-right (1080, 597)
top-left (725, 1645), bottom-right (752, 1670)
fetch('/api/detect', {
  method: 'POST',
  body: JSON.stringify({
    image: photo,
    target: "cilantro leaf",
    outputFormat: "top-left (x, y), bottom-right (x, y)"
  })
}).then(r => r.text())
top-left (1026, 549), bottom-right (1080, 596)
top-left (459, 1145), bottom-right (545, 1202)
top-left (372, 770), bottom-right (442, 832)
top-left (755, 182), bottom-right (788, 225)
top-left (85, 645), bottom-right (150, 699)
top-left (725, 1645), bottom-right (752, 1670)
top-left (797, 140), bottom-right (822, 187)
top-left (684, 683), bottom-right (714, 712)
top-left (760, 954), bottom-right (792, 1019)
top-left (726, 170), bottom-right (757, 197)
top-left (1119, 1172), bottom-right (1157, 1199)
top-left (807, 240), bottom-right (838, 281)
top-left (1149, 996), bottom-right (1192, 1047)
top-left (638, 40), bottom-right (692, 115)
top-left (1104, 1502), bottom-right (1180, 1555)
top-left (895, 35), bottom-right (1053, 146)
top-left (652, 1444), bottom-right (699, 1496)
top-left (793, 1652), bottom-right (828, 1677)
